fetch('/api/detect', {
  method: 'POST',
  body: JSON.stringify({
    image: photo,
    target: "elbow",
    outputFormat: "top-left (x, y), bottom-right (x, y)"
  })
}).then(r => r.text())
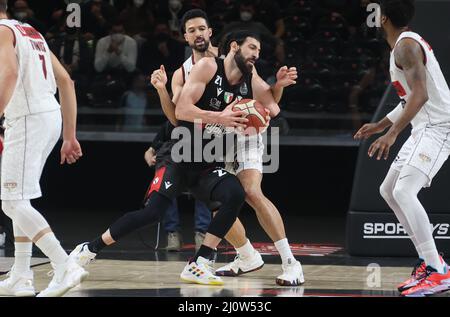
top-left (58, 75), bottom-right (74, 89)
top-left (421, 92), bottom-right (429, 105)
top-left (175, 106), bottom-right (184, 121)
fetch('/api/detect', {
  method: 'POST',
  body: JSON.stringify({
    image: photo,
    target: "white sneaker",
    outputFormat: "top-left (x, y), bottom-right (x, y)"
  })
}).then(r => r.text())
top-left (276, 260), bottom-right (305, 286)
top-left (0, 269), bottom-right (35, 297)
top-left (0, 232), bottom-right (5, 248)
top-left (69, 242), bottom-right (97, 268)
top-left (37, 260), bottom-right (89, 297)
top-left (215, 251), bottom-right (264, 276)
top-left (180, 256), bottom-right (224, 286)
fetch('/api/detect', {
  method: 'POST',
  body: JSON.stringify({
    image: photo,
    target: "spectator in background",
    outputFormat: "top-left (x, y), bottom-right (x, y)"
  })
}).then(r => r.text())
top-left (48, 19), bottom-right (95, 104)
top-left (94, 21), bottom-right (137, 74)
top-left (119, 0), bottom-right (156, 47)
top-left (138, 21), bottom-right (185, 76)
top-left (11, 0), bottom-right (47, 35)
top-left (154, 0), bottom-right (192, 41)
top-left (91, 21), bottom-right (137, 106)
top-left (120, 72), bottom-right (149, 129)
top-left (81, 0), bottom-right (118, 40)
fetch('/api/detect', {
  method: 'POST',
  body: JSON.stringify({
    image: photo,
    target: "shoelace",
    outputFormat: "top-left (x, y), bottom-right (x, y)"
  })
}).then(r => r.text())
top-left (411, 260), bottom-right (426, 278)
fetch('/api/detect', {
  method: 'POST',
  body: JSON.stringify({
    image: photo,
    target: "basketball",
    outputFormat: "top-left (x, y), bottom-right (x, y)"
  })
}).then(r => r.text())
top-left (233, 99), bottom-right (267, 135)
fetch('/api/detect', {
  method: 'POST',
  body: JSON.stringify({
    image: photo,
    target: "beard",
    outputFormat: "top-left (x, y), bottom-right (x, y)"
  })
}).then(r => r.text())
top-left (190, 38), bottom-right (210, 53)
top-left (234, 49), bottom-right (254, 76)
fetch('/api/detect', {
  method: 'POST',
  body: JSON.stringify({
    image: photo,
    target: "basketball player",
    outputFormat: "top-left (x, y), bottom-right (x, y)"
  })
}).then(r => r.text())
top-left (149, 9), bottom-right (304, 286)
top-left (354, 0), bottom-right (450, 296)
top-left (0, 2), bottom-right (87, 297)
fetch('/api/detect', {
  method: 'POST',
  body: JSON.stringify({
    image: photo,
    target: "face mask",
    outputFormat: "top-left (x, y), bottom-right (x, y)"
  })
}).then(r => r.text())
top-left (134, 0), bottom-right (144, 8)
top-left (14, 11), bottom-right (27, 20)
top-left (169, 0), bottom-right (182, 11)
top-left (240, 11), bottom-right (252, 22)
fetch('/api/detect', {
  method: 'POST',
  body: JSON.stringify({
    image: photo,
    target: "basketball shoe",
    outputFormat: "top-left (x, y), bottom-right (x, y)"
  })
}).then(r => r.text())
top-left (398, 255), bottom-right (445, 292)
top-left (69, 242), bottom-right (97, 267)
top-left (37, 260), bottom-right (88, 297)
top-left (0, 267), bottom-right (35, 296)
top-left (180, 256), bottom-right (224, 285)
top-left (401, 264), bottom-right (450, 297)
top-left (276, 260), bottom-right (305, 286)
top-left (215, 251), bottom-right (264, 276)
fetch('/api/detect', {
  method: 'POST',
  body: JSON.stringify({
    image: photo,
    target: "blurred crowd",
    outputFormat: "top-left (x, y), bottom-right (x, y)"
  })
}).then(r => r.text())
top-left (4, 0), bottom-right (390, 126)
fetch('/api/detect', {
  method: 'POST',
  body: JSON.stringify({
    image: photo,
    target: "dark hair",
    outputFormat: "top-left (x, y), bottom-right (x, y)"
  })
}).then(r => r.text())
top-left (180, 9), bottom-right (210, 33)
top-left (380, 0), bottom-right (415, 28)
top-left (220, 30), bottom-right (261, 55)
top-left (0, 0), bottom-right (7, 12)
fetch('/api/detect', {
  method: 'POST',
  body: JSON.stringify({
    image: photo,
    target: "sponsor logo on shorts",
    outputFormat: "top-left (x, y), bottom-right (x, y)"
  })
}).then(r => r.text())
top-left (213, 169), bottom-right (227, 177)
top-left (3, 182), bottom-right (17, 190)
top-left (363, 222), bottom-right (449, 239)
top-left (419, 153), bottom-right (432, 163)
top-left (153, 177), bottom-right (159, 185)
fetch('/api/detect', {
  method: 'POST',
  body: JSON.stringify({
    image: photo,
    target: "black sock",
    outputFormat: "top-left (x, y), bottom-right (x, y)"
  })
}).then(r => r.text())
top-left (192, 245), bottom-right (214, 263)
top-left (88, 236), bottom-right (107, 254)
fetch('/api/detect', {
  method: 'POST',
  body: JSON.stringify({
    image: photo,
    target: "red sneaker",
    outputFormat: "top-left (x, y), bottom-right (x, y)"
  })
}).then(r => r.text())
top-left (401, 265), bottom-right (450, 297)
top-left (397, 259), bottom-right (426, 292)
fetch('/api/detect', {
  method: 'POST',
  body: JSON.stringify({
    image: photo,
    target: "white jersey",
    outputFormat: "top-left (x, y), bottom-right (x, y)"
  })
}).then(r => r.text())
top-left (181, 55), bottom-right (195, 84)
top-left (389, 31), bottom-right (450, 131)
top-left (0, 19), bottom-right (59, 119)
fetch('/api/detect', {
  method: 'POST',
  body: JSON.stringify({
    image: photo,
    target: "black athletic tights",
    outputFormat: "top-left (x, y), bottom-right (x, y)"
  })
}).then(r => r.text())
top-left (109, 176), bottom-right (245, 241)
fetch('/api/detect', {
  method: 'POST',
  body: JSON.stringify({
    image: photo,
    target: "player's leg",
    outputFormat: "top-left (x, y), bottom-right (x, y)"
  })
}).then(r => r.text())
top-left (70, 163), bottom-right (180, 264)
top-left (180, 170), bottom-right (245, 285)
top-left (193, 200), bottom-right (211, 251)
top-left (0, 112), bottom-right (86, 297)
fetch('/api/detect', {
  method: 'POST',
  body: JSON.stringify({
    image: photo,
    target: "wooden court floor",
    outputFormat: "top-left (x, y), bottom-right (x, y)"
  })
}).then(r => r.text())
top-left (2, 257), bottom-right (449, 297)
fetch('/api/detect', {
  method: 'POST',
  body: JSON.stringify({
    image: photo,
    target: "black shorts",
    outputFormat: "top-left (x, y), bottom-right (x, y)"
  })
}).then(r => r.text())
top-left (144, 159), bottom-right (231, 211)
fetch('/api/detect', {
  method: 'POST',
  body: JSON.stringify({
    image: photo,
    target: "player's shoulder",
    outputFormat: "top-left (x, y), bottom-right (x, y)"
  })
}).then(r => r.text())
top-left (193, 57), bottom-right (218, 74)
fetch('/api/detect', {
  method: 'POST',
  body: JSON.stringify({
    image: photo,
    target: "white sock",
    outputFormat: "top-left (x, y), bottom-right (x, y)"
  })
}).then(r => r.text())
top-left (14, 242), bottom-right (32, 274)
top-left (236, 239), bottom-right (255, 259)
top-left (274, 238), bottom-right (295, 266)
top-left (420, 240), bottom-right (445, 273)
top-left (35, 232), bottom-right (68, 267)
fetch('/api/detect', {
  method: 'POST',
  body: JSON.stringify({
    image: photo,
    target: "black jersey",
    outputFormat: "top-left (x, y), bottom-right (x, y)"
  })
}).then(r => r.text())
top-left (173, 57), bottom-right (253, 165)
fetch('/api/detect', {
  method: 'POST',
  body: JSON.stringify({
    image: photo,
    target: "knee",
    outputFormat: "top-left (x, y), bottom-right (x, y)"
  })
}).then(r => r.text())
top-left (379, 181), bottom-right (392, 202)
top-left (1, 200), bottom-right (27, 218)
top-left (222, 179), bottom-right (246, 210)
top-left (244, 185), bottom-right (264, 206)
top-left (392, 185), bottom-right (410, 205)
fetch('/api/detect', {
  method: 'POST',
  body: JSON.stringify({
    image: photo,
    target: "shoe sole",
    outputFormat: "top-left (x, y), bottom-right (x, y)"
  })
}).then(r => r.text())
top-left (180, 276), bottom-right (224, 286)
top-left (37, 271), bottom-right (89, 297)
top-left (397, 281), bottom-right (419, 292)
top-left (215, 263), bottom-right (264, 277)
top-left (276, 276), bottom-right (305, 287)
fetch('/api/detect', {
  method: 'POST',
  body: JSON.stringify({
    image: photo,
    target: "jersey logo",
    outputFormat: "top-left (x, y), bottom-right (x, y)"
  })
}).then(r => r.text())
top-left (239, 82), bottom-right (248, 95)
top-left (214, 75), bottom-right (222, 86)
top-left (392, 81), bottom-right (407, 98)
top-left (153, 177), bottom-right (160, 185)
top-left (209, 98), bottom-right (222, 110)
top-left (164, 181), bottom-right (173, 189)
top-left (217, 87), bottom-right (223, 96)
top-left (224, 92), bottom-right (234, 103)
top-left (213, 169), bottom-right (227, 177)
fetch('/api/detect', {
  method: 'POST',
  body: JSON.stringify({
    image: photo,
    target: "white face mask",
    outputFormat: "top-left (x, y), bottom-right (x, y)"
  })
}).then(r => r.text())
top-left (169, 0), bottom-right (182, 11)
top-left (134, 0), bottom-right (144, 8)
top-left (240, 11), bottom-right (252, 22)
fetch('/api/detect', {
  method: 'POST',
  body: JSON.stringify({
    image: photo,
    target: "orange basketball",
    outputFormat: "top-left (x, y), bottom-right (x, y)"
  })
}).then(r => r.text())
top-left (232, 99), bottom-right (267, 135)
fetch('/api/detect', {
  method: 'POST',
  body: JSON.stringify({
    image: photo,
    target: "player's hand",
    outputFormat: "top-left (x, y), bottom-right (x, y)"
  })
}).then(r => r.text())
top-left (368, 131), bottom-right (397, 161)
top-left (217, 99), bottom-right (248, 129)
top-left (144, 147), bottom-right (157, 167)
top-left (275, 66), bottom-right (297, 88)
top-left (60, 137), bottom-right (83, 165)
top-left (354, 122), bottom-right (385, 140)
top-left (150, 65), bottom-right (168, 91)
top-left (259, 109), bottom-right (271, 134)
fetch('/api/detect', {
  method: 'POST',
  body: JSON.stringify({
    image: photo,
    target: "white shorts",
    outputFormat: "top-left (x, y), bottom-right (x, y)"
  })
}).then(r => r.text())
top-left (225, 133), bottom-right (264, 175)
top-left (1, 110), bottom-right (61, 200)
top-left (391, 125), bottom-right (450, 187)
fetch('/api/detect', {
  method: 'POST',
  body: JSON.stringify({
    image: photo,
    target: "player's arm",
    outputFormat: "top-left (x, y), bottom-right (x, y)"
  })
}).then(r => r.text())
top-left (151, 65), bottom-right (182, 126)
top-left (251, 73), bottom-right (280, 117)
top-left (367, 39), bottom-right (428, 160)
top-left (0, 26), bottom-right (18, 116)
top-left (175, 58), bottom-right (247, 128)
top-left (50, 52), bottom-right (83, 164)
top-left (257, 66), bottom-right (297, 104)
